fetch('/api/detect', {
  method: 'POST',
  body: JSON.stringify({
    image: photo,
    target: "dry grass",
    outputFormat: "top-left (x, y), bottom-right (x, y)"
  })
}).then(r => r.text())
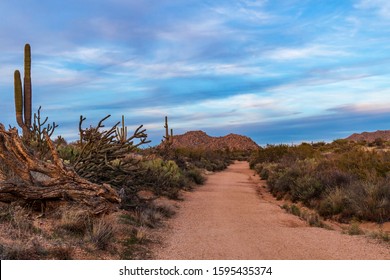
top-left (369, 230), bottom-right (390, 243)
top-left (346, 221), bottom-right (364, 235)
top-left (90, 216), bottom-right (116, 250)
top-left (49, 245), bottom-right (74, 260)
top-left (57, 207), bottom-right (92, 236)
top-left (281, 203), bottom-right (331, 229)
top-left (120, 203), bottom-right (176, 229)
top-left (0, 197), bottom-right (175, 259)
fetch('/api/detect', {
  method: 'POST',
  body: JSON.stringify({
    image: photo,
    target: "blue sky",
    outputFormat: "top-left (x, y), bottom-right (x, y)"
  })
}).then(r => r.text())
top-left (1, 0), bottom-right (390, 146)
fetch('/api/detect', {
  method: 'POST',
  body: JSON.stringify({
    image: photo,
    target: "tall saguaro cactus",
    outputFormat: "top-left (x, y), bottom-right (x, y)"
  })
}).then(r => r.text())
top-left (24, 44), bottom-right (32, 128)
top-left (163, 116), bottom-right (173, 144)
top-left (14, 43), bottom-right (32, 139)
top-left (164, 116), bottom-right (170, 143)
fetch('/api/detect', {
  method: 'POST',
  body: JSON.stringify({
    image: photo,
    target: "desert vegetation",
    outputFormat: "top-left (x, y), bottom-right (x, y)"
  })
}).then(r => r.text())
top-left (250, 140), bottom-right (390, 224)
top-left (2, 43), bottom-right (388, 260)
top-left (0, 44), bottom-right (245, 259)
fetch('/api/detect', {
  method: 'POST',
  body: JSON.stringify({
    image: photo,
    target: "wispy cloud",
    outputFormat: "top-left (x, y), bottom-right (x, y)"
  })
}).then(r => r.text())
top-left (265, 45), bottom-right (350, 61)
top-left (355, 0), bottom-right (390, 18)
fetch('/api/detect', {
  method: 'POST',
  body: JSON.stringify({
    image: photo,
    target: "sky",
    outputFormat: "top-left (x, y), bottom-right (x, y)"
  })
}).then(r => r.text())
top-left (1, 0), bottom-right (390, 146)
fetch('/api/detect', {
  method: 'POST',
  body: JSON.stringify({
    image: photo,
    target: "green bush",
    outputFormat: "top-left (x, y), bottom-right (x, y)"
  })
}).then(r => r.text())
top-left (249, 144), bottom-right (290, 167)
top-left (318, 188), bottom-right (350, 218)
top-left (291, 175), bottom-right (323, 205)
top-left (268, 167), bottom-right (300, 198)
top-left (255, 142), bottom-right (390, 223)
top-left (259, 167), bottom-right (270, 180)
top-left (347, 180), bottom-right (390, 223)
top-left (57, 144), bottom-right (80, 163)
top-left (139, 159), bottom-right (187, 198)
top-left (184, 168), bottom-right (205, 185)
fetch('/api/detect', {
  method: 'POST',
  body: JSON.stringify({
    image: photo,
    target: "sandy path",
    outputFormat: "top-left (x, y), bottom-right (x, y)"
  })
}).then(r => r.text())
top-left (153, 161), bottom-right (390, 259)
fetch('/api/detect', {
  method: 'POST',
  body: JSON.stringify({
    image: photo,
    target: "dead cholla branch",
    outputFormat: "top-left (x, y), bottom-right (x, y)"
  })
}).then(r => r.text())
top-left (73, 115), bottom-right (150, 187)
top-left (0, 123), bottom-right (120, 215)
top-left (30, 106), bottom-right (58, 159)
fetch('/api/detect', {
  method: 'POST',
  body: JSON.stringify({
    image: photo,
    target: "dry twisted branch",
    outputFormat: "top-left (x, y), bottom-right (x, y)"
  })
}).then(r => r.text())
top-left (0, 123), bottom-right (120, 215)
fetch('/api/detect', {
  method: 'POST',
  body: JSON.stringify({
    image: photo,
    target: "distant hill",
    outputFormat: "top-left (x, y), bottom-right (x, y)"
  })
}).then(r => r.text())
top-left (167, 130), bottom-right (259, 151)
top-left (346, 130), bottom-right (390, 142)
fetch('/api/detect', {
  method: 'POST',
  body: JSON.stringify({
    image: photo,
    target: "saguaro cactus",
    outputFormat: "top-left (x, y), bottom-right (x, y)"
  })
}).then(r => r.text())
top-left (116, 115), bottom-right (128, 143)
top-left (14, 43), bottom-right (32, 139)
top-left (163, 116), bottom-right (170, 143)
top-left (163, 116), bottom-right (174, 144)
top-left (24, 44), bottom-right (32, 128)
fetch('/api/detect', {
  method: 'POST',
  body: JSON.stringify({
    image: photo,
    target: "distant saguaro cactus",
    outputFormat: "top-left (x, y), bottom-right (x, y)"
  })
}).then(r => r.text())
top-left (164, 116), bottom-right (169, 142)
top-left (163, 116), bottom-right (173, 143)
top-left (116, 115), bottom-right (128, 143)
top-left (14, 43), bottom-right (32, 139)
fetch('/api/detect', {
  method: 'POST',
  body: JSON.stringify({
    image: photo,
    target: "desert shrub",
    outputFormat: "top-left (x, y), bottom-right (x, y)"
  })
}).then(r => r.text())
top-left (370, 230), bottom-right (390, 242)
top-left (257, 140), bottom-right (390, 223)
top-left (229, 150), bottom-right (252, 161)
top-left (281, 204), bottom-right (326, 228)
top-left (290, 204), bottom-right (301, 216)
top-left (0, 242), bottom-right (34, 260)
top-left (139, 159), bottom-right (187, 198)
top-left (127, 227), bottom-right (148, 245)
top-left (0, 238), bottom-right (47, 260)
top-left (267, 167), bottom-right (300, 199)
top-left (249, 143), bottom-right (320, 169)
top-left (57, 144), bottom-right (80, 163)
top-left (90, 216), bottom-right (115, 250)
top-left (249, 144), bottom-right (290, 167)
top-left (291, 175), bottom-right (323, 205)
top-left (259, 167), bottom-right (270, 180)
top-left (49, 245), bottom-right (73, 260)
top-left (0, 205), bottom-right (12, 223)
top-left (346, 180), bottom-right (390, 223)
top-left (253, 163), bottom-right (263, 174)
top-left (286, 143), bottom-right (319, 161)
top-left (8, 206), bottom-right (37, 238)
top-left (318, 188), bottom-right (350, 218)
top-left (347, 221), bottom-right (364, 235)
top-left (314, 161), bottom-right (353, 189)
top-left (157, 147), bottom-right (233, 172)
top-left (336, 148), bottom-right (390, 180)
top-left (301, 211), bottom-right (323, 227)
top-left (57, 208), bottom-right (92, 236)
top-left (329, 139), bottom-right (359, 153)
top-left (184, 167), bottom-right (206, 185)
top-left (121, 202), bottom-right (175, 229)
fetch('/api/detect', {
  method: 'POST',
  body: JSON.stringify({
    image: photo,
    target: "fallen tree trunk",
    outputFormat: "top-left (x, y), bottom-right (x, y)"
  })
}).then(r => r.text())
top-left (0, 124), bottom-right (120, 214)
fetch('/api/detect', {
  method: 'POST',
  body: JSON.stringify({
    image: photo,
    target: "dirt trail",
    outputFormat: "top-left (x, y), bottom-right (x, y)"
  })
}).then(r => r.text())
top-left (153, 161), bottom-right (390, 259)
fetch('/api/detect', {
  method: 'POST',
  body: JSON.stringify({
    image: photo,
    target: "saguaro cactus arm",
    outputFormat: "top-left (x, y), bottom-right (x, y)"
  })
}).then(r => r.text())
top-left (14, 70), bottom-right (24, 129)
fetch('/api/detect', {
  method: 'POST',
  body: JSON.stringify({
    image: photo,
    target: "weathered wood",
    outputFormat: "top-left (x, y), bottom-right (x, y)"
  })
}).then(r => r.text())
top-left (0, 124), bottom-right (120, 214)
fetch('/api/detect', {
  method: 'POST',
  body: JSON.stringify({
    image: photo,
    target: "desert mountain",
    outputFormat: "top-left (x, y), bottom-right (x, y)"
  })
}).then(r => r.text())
top-left (168, 130), bottom-right (259, 151)
top-left (346, 130), bottom-right (390, 142)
